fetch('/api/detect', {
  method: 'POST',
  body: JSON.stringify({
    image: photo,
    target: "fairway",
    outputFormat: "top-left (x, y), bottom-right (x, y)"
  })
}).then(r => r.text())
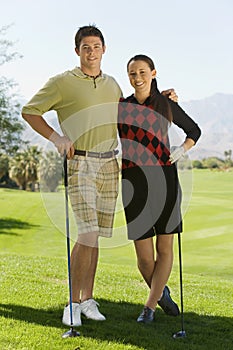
top-left (1, 169), bottom-right (232, 278)
top-left (0, 169), bottom-right (233, 350)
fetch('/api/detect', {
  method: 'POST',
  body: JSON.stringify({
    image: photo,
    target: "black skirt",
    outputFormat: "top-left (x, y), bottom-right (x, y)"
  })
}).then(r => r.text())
top-left (122, 164), bottom-right (182, 240)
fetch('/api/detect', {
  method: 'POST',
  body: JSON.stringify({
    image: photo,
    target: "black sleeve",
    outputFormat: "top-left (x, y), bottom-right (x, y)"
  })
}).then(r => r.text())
top-left (168, 99), bottom-right (201, 144)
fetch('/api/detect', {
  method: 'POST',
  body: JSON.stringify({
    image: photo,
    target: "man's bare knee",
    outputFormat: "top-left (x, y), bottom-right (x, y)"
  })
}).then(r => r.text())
top-left (77, 231), bottom-right (99, 247)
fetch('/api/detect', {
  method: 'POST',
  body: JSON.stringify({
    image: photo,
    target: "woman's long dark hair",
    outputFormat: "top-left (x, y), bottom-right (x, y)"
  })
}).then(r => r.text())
top-left (127, 54), bottom-right (173, 124)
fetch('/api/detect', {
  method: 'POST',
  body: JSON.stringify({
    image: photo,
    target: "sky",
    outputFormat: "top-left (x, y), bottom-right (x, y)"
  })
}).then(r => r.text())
top-left (1, 0), bottom-right (233, 102)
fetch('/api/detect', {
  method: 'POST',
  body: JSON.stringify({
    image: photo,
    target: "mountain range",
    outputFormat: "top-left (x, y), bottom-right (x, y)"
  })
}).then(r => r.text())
top-left (22, 93), bottom-right (233, 160)
top-left (181, 93), bottom-right (233, 160)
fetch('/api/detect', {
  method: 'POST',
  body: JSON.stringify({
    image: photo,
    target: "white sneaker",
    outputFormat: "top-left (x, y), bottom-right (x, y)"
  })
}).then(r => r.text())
top-left (80, 299), bottom-right (106, 321)
top-left (62, 303), bottom-right (82, 327)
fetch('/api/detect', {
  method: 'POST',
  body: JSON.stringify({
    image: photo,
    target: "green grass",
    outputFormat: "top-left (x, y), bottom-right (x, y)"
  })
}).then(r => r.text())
top-left (0, 169), bottom-right (233, 349)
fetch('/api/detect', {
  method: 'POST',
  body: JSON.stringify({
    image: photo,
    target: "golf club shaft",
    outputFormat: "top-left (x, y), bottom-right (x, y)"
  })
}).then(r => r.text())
top-left (64, 154), bottom-right (74, 326)
top-left (178, 232), bottom-right (184, 332)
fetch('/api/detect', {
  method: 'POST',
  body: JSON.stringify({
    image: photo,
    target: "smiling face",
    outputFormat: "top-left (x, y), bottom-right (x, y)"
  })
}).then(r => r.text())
top-left (127, 59), bottom-right (156, 98)
top-left (75, 36), bottom-right (106, 75)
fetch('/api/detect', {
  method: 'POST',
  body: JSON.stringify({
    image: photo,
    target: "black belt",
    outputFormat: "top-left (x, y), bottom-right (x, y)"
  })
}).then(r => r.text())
top-left (74, 149), bottom-right (118, 158)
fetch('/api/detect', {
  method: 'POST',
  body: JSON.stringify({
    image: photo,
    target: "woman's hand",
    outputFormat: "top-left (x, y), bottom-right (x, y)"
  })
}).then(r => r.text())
top-left (169, 145), bottom-right (185, 164)
top-left (161, 88), bottom-right (178, 103)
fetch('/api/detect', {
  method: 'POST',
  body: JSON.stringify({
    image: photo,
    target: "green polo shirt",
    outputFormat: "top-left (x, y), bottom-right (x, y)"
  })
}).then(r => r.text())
top-left (22, 67), bottom-right (122, 152)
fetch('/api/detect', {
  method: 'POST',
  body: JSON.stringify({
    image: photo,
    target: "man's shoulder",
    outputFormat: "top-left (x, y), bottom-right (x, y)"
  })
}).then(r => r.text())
top-left (47, 67), bottom-right (84, 85)
top-left (102, 73), bottom-right (121, 89)
top-left (49, 68), bottom-right (75, 81)
top-left (103, 72), bottom-right (116, 81)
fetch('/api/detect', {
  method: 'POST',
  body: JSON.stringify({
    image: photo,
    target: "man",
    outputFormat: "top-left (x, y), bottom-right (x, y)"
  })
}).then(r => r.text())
top-left (22, 25), bottom-right (178, 327)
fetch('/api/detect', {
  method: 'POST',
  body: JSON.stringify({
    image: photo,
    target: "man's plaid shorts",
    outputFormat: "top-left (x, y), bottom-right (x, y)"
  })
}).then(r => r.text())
top-left (68, 155), bottom-right (119, 237)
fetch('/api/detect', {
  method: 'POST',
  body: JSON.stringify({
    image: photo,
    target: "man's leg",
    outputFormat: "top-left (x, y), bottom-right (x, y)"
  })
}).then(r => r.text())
top-left (62, 236), bottom-right (96, 326)
top-left (71, 233), bottom-right (106, 321)
top-left (70, 232), bottom-right (99, 302)
top-left (80, 244), bottom-right (99, 302)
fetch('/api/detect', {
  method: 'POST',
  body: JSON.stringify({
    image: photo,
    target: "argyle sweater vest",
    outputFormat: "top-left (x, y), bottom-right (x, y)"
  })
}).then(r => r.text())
top-left (118, 99), bottom-right (171, 169)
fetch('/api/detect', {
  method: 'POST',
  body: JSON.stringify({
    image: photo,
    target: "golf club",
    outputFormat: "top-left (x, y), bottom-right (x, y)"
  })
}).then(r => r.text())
top-left (62, 153), bottom-right (80, 338)
top-left (173, 232), bottom-right (186, 339)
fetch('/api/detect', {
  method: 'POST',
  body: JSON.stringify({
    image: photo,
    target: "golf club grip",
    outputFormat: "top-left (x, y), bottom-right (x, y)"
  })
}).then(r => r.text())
top-left (63, 154), bottom-right (68, 187)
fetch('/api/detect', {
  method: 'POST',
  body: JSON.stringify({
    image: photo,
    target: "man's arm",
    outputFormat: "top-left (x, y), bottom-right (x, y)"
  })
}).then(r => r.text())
top-left (22, 113), bottom-right (75, 159)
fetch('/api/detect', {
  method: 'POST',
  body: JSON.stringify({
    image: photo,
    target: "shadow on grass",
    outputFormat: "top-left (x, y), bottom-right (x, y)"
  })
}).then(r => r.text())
top-left (0, 218), bottom-right (38, 235)
top-left (0, 300), bottom-right (232, 350)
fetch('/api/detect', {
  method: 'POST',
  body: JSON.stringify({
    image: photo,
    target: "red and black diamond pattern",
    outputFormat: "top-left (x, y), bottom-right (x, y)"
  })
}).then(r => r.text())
top-left (118, 101), bottom-right (171, 169)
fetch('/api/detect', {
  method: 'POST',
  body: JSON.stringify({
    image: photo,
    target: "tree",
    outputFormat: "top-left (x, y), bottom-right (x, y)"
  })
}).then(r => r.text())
top-left (224, 150), bottom-right (231, 160)
top-left (202, 157), bottom-right (224, 169)
top-left (9, 146), bottom-right (41, 190)
top-left (9, 152), bottom-right (27, 189)
top-left (39, 151), bottom-right (63, 192)
top-left (0, 152), bottom-right (18, 188)
top-left (192, 160), bottom-right (204, 169)
top-left (0, 24), bottom-right (22, 65)
top-left (0, 25), bottom-right (26, 156)
top-left (24, 146), bottom-right (42, 191)
top-left (0, 153), bottom-right (9, 179)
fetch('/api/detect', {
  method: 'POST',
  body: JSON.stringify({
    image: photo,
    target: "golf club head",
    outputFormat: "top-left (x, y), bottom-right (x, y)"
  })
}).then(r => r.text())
top-left (62, 328), bottom-right (80, 338)
top-left (173, 330), bottom-right (186, 339)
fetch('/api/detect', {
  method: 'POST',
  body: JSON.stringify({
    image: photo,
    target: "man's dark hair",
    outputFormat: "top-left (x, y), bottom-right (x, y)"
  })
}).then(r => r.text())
top-left (75, 25), bottom-right (105, 49)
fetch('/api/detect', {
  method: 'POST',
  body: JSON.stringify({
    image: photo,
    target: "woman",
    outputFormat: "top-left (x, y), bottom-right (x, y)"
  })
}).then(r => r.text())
top-left (118, 54), bottom-right (201, 323)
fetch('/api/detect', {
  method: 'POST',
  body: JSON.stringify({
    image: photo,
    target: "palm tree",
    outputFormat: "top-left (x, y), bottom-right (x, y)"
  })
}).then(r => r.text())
top-left (39, 151), bottom-right (63, 192)
top-left (25, 146), bottom-right (41, 191)
top-left (9, 146), bottom-right (41, 190)
top-left (224, 150), bottom-right (233, 169)
top-left (0, 153), bottom-right (9, 179)
top-left (224, 150), bottom-right (232, 161)
top-left (9, 152), bottom-right (27, 189)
